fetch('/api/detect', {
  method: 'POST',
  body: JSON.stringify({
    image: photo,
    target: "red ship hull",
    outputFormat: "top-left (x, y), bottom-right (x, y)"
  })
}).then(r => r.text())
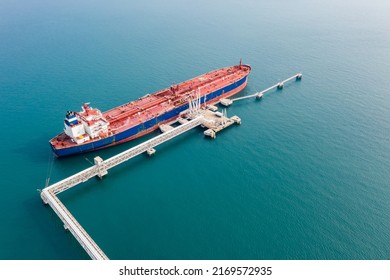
top-left (50, 63), bottom-right (251, 157)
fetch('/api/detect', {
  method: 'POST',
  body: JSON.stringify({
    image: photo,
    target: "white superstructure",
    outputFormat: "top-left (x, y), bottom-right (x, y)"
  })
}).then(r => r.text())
top-left (64, 103), bottom-right (110, 144)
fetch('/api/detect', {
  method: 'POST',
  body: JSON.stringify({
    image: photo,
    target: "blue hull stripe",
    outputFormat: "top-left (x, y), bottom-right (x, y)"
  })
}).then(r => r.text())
top-left (53, 75), bottom-right (248, 157)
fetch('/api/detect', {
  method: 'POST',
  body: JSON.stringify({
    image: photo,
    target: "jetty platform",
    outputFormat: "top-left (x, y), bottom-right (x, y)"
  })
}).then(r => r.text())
top-left (40, 110), bottom-right (238, 259)
top-left (40, 73), bottom-right (302, 259)
top-left (220, 73), bottom-right (302, 106)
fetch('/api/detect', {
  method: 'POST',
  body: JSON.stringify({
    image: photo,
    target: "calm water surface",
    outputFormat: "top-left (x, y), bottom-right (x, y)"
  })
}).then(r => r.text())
top-left (0, 0), bottom-right (389, 259)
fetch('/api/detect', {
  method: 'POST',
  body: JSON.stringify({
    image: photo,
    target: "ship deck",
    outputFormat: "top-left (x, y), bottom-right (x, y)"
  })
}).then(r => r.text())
top-left (103, 64), bottom-right (250, 132)
top-left (50, 64), bottom-right (250, 150)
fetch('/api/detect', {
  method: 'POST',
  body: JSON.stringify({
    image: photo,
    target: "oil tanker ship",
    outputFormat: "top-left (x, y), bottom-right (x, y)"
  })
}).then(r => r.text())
top-left (50, 62), bottom-right (251, 157)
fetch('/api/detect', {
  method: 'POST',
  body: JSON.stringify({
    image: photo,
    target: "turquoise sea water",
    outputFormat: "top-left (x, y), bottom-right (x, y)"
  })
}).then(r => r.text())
top-left (0, 0), bottom-right (390, 259)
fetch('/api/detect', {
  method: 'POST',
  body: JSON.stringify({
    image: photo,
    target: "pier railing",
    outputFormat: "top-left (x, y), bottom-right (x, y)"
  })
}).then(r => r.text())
top-left (104, 116), bottom-right (203, 170)
top-left (40, 115), bottom-right (203, 260)
top-left (41, 189), bottom-right (108, 260)
top-left (40, 73), bottom-right (302, 260)
top-left (230, 73), bottom-right (302, 102)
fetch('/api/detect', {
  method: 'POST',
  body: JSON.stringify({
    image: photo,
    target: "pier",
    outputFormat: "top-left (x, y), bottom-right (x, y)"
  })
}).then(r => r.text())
top-left (40, 188), bottom-right (109, 260)
top-left (200, 109), bottom-right (241, 139)
top-left (40, 73), bottom-right (302, 259)
top-left (220, 73), bottom-right (302, 106)
top-left (41, 116), bottom-right (204, 259)
top-left (42, 116), bottom-right (203, 195)
top-left (40, 111), bottom-right (239, 259)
